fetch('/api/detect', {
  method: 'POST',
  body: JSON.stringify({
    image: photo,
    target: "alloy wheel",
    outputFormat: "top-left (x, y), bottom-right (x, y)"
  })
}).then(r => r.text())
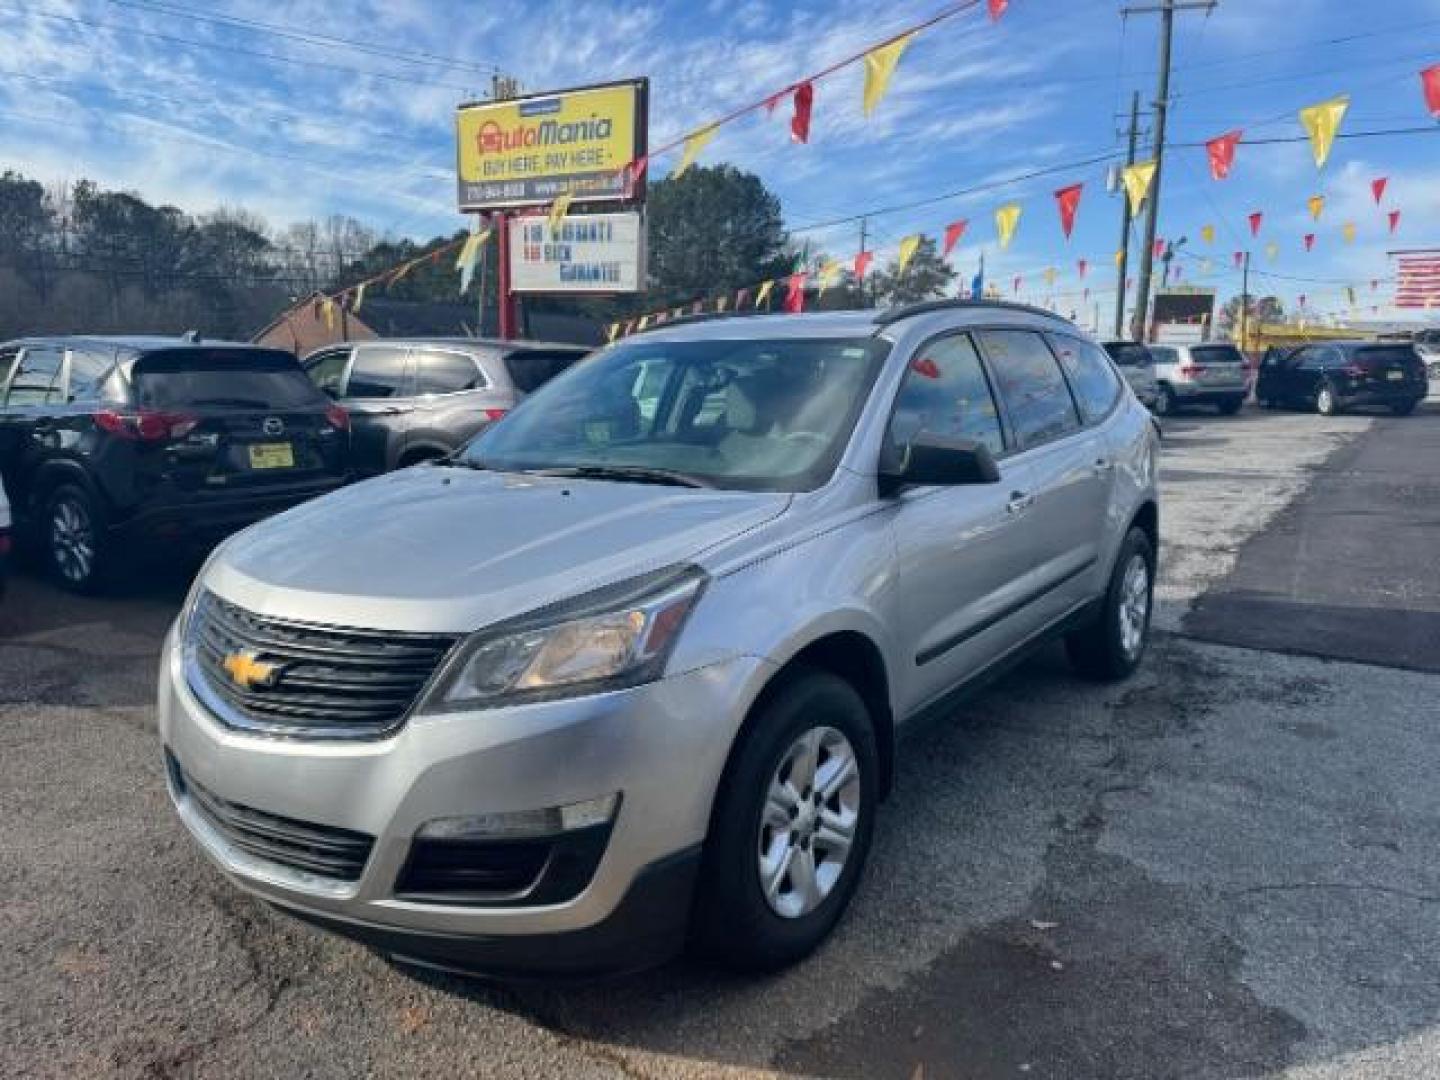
top-left (1117, 553), bottom-right (1151, 659)
top-left (1317, 386), bottom-right (1336, 415)
top-left (757, 725), bottom-right (861, 919)
top-left (51, 497), bottom-right (95, 585)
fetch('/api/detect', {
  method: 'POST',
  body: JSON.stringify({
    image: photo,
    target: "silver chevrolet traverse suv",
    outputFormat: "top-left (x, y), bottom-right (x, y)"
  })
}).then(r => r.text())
top-left (160, 302), bottom-right (1160, 976)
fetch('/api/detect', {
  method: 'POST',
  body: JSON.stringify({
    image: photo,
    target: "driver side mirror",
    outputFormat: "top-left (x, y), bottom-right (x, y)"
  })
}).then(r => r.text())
top-left (879, 432), bottom-right (1001, 495)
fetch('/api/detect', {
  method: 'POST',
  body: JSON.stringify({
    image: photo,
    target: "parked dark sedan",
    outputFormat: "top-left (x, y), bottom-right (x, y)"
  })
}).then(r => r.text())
top-left (1256, 341), bottom-right (1427, 416)
top-left (302, 339), bottom-right (589, 476)
top-left (0, 336), bottom-right (350, 591)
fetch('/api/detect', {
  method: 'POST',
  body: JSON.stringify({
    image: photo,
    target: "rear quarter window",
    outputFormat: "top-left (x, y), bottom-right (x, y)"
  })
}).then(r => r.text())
top-left (504, 349), bottom-right (586, 393)
top-left (133, 349), bottom-right (324, 410)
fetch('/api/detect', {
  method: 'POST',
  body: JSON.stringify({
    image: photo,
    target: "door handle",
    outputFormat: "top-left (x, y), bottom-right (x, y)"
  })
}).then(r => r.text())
top-left (1006, 490), bottom-right (1035, 515)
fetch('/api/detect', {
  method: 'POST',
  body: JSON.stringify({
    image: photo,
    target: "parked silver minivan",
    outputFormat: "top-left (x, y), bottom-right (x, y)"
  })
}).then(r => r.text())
top-left (160, 302), bottom-right (1160, 976)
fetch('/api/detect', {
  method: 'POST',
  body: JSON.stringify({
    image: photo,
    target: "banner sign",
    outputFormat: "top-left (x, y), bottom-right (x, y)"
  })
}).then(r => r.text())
top-left (457, 79), bottom-right (648, 210)
top-left (509, 211), bottom-right (645, 293)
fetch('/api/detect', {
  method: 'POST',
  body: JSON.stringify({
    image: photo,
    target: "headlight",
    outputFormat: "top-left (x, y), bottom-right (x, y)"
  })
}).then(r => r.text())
top-left (424, 564), bottom-right (707, 711)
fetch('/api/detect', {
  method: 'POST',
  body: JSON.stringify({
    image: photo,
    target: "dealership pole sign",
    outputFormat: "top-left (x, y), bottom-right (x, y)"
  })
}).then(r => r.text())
top-left (510, 212), bottom-right (644, 293)
top-left (456, 79), bottom-right (648, 211)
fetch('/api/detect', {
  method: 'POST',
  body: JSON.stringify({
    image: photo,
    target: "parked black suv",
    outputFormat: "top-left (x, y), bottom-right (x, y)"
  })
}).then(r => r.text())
top-left (302, 339), bottom-right (588, 476)
top-left (1256, 340), bottom-right (1428, 416)
top-left (0, 336), bottom-right (350, 591)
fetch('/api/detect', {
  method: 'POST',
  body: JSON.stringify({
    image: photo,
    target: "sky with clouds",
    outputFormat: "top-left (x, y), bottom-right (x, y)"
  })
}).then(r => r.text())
top-left (1, 0), bottom-right (1437, 325)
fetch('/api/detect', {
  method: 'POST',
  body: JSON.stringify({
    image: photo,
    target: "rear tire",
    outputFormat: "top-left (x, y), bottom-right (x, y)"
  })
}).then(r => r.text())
top-left (1217, 397), bottom-right (1244, 416)
top-left (1316, 383), bottom-right (1340, 416)
top-left (1154, 385), bottom-right (1177, 417)
top-left (1066, 527), bottom-right (1155, 682)
top-left (44, 484), bottom-right (110, 594)
top-left (1391, 399), bottom-right (1420, 416)
top-left (691, 669), bottom-right (878, 972)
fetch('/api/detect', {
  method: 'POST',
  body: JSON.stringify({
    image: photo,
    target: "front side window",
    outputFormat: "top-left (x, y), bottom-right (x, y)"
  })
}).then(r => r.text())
top-left (346, 347), bottom-right (412, 399)
top-left (1050, 335), bottom-right (1122, 425)
top-left (465, 337), bottom-right (889, 492)
top-left (5, 346), bottom-right (64, 406)
top-left (413, 349), bottom-right (485, 395)
top-left (977, 330), bottom-right (1081, 448)
top-left (888, 333), bottom-right (1005, 456)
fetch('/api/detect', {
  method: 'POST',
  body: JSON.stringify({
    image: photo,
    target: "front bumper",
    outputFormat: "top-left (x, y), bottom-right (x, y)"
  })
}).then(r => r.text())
top-left (158, 624), bottom-right (766, 973)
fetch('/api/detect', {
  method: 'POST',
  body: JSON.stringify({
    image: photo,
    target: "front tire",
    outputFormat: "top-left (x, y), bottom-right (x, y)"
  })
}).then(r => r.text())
top-left (1154, 385), bottom-right (1177, 417)
top-left (691, 669), bottom-right (878, 972)
top-left (1066, 527), bottom-right (1155, 682)
top-left (1316, 383), bottom-right (1340, 416)
top-left (44, 484), bottom-right (109, 593)
top-left (1391, 399), bottom-right (1420, 416)
top-left (1217, 396), bottom-right (1244, 416)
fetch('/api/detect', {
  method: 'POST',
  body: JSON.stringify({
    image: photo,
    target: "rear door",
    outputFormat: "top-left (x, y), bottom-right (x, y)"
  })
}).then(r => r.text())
top-left (129, 348), bottom-right (345, 494)
top-left (339, 345), bottom-right (413, 475)
top-left (979, 328), bottom-right (1105, 625)
top-left (403, 346), bottom-right (495, 461)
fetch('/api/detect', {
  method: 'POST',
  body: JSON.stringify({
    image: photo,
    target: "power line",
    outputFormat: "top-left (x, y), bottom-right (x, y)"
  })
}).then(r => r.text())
top-left (105, 0), bottom-right (506, 77)
top-left (0, 3), bottom-right (484, 92)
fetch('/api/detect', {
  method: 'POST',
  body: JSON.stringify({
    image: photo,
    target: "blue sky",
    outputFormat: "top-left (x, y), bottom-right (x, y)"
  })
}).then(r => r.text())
top-left (2, 0), bottom-right (1437, 324)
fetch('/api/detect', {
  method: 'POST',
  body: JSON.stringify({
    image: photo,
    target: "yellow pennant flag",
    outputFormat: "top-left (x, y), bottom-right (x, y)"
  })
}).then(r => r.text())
top-left (547, 193), bottom-right (574, 236)
top-left (862, 34), bottom-right (914, 117)
top-left (352, 282), bottom-right (367, 314)
top-left (1200, 224), bottom-right (1215, 245)
top-left (818, 259), bottom-right (842, 295)
top-left (1265, 241), bottom-right (1279, 261)
top-left (995, 204), bottom-right (1021, 249)
top-left (897, 235), bottom-right (922, 274)
top-left (1114, 248), bottom-right (1125, 266)
top-left (1121, 160), bottom-right (1157, 217)
top-left (716, 295), bottom-right (729, 312)
top-left (1299, 95), bottom-right (1348, 169)
top-left (1307, 194), bottom-right (1325, 222)
top-left (606, 322), bottom-right (620, 343)
top-left (456, 227), bottom-right (489, 294)
top-left (675, 125), bottom-right (717, 177)
top-left (322, 297), bottom-right (337, 331)
top-left (754, 279), bottom-right (775, 307)
top-left (1342, 221), bottom-right (1356, 244)
top-left (636, 315), bottom-right (650, 331)
top-left (1043, 266), bottom-right (1057, 286)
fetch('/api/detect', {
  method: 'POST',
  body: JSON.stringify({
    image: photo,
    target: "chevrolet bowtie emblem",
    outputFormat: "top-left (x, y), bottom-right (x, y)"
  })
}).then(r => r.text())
top-left (222, 650), bottom-right (280, 691)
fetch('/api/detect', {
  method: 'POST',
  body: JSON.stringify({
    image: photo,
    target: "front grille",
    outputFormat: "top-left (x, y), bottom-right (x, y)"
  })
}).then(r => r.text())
top-left (186, 590), bottom-right (458, 739)
top-left (169, 753), bottom-right (374, 882)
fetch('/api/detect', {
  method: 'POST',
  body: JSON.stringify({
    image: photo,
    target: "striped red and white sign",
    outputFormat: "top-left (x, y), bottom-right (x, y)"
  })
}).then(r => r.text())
top-left (1394, 250), bottom-right (1440, 309)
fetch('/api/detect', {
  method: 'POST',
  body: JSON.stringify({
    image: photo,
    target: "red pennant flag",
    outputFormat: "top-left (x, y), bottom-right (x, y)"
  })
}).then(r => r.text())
top-left (1388, 210), bottom-right (1401, 234)
top-left (1205, 130), bottom-right (1242, 180)
top-left (942, 220), bottom-right (968, 257)
top-left (735, 288), bottom-right (750, 309)
top-left (1248, 211), bottom-right (1263, 237)
top-left (989, 0), bottom-right (1008, 21)
top-left (1304, 233), bottom-right (1315, 252)
top-left (1423, 63), bottom-right (1440, 119)
top-left (1371, 177), bottom-right (1388, 205)
top-left (763, 90), bottom-right (785, 115)
top-left (853, 250), bottom-right (874, 279)
top-left (1233, 251), bottom-right (1244, 269)
top-left (1077, 258), bottom-right (1088, 279)
top-left (623, 156), bottom-right (649, 197)
top-left (790, 81), bottom-right (814, 144)
top-left (1153, 238), bottom-right (1165, 259)
top-left (1053, 183), bottom-right (1083, 240)
top-left (785, 272), bottom-right (807, 313)
top-left (911, 357), bottom-right (942, 379)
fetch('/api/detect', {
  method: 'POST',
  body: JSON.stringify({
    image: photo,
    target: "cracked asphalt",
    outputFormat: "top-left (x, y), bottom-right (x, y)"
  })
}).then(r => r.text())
top-left (2, 398), bottom-right (1438, 1079)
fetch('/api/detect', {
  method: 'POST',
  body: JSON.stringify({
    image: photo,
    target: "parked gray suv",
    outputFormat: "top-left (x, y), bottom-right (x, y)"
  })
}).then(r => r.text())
top-left (160, 301), bottom-right (1160, 976)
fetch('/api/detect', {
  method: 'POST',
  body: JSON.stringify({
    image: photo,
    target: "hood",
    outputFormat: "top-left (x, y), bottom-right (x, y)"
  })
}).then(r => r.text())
top-left (208, 466), bottom-right (789, 633)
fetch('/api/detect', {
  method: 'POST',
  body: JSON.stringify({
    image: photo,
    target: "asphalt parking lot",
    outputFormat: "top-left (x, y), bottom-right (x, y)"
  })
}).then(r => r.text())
top-left (2, 398), bottom-right (1438, 1079)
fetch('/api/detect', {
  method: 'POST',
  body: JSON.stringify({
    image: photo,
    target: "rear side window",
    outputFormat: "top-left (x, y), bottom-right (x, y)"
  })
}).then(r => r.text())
top-left (889, 333), bottom-right (1005, 456)
top-left (1150, 346), bottom-right (1180, 365)
top-left (304, 348), bottom-right (350, 397)
top-left (977, 330), bottom-right (1081, 448)
top-left (5, 346), bottom-right (64, 406)
top-left (1104, 343), bottom-right (1152, 368)
top-left (133, 349), bottom-right (324, 410)
top-left (1190, 345), bottom-right (1245, 365)
top-left (66, 348), bottom-right (114, 403)
top-left (413, 349), bottom-right (485, 395)
top-left (346, 347), bottom-right (411, 399)
top-left (1051, 335), bottom-right (1122, 424)
top-left (504, 349), bottom-right (584, 393)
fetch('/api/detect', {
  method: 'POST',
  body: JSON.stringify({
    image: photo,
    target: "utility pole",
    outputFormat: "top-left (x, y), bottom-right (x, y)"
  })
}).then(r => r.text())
top-left (1123, 0), bottom-right (1216, 342)
top-left (1114, 90), bottom-right (1141, 338)
top-left (858, 217), bottom-right (869, 308)
top-left (1238, 248), bottom-right (1251, 352)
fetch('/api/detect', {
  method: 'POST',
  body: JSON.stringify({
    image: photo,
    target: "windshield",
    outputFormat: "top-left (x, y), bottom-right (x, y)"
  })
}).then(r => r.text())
top-left (463, 336), bottom-right (889, 492)
top-left (1190, 345), bottom-right (1245, 365)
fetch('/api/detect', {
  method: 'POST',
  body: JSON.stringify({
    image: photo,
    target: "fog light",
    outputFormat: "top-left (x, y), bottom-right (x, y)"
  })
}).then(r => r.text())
top-left (416, 793), bottom-right (620, 841)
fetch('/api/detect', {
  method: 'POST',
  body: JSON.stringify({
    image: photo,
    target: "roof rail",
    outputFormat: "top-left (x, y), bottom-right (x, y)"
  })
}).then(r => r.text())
top-left (872, 299), bottom-right (1075, 327)
top-left (630, 310), bottom-right (758, 335)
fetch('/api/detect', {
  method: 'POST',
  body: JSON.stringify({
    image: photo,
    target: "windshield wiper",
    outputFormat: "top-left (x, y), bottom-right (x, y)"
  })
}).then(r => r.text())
top-left (526, 464), bottom-right (713, 489)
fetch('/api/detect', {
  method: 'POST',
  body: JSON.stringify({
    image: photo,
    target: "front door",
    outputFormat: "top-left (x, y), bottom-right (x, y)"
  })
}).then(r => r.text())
top-left (887, 332), bottom-right (1042, 713)
top-left (340, 345), bottom-right (414, 475)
